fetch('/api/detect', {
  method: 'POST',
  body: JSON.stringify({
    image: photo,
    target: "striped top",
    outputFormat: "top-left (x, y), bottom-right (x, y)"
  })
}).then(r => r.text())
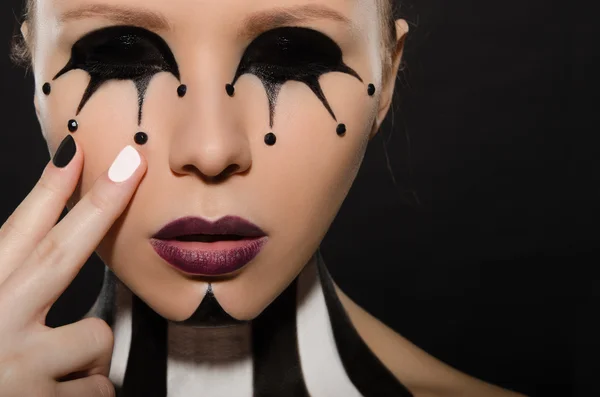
top-left (84, 250), bottom-right (413, 396)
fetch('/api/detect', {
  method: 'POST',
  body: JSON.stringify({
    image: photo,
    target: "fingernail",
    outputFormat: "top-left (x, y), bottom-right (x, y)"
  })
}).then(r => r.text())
top-left (108, 146), bottom-right (141, 183)
top-left (52, 135), bottom-right (77, 168)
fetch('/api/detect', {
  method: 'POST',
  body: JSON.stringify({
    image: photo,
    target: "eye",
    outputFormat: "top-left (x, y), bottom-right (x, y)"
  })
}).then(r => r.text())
top-left (54, 25), bottom-right (180, 125)
top-left (230, 26), bottom-right (362, 127)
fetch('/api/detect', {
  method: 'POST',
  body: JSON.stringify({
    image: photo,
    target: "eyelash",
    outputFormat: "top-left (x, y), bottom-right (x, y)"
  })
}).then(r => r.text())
top-left (54, 25), bottom-right (180, 124)
top-left (230, 26), bottom-right (362, 126)
top-left (57, 24), bottom-right (361, 129)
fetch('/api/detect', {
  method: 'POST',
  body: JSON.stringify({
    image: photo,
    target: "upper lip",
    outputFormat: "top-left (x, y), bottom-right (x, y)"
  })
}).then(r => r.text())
top-left (152, 216), bottom-right (267, 240)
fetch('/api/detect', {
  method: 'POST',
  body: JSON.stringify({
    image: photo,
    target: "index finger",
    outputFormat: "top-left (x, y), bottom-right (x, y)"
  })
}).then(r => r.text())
top-left (0, 145), bottom-right (146, 325)
top-left (0, 135), bottom-right (83, 283)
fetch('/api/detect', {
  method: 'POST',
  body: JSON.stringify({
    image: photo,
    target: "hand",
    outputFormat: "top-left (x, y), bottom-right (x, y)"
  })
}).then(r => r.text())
top-left (0, 136), bottom-right (146, 397)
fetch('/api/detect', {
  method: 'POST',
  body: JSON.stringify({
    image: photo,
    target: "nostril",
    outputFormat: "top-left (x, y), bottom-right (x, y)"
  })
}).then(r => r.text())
top-left (179, 163), bottom-right (241, 184)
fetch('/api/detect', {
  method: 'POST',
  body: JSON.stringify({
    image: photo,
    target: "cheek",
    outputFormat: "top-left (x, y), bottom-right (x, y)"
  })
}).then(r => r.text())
top-left (215, 75), bottom-right (375, 319)
top-left (40, 72), bottom-right (178, 201)
top-left (258, 73), bottom-right (374, 239)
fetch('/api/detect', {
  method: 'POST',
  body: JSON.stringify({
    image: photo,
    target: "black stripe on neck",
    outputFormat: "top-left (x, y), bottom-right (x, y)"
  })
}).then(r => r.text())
top-left (316, 250), bottom-right (414, 396)
top-left (120, 294), bottom-right (169, 397)
top-left (171, 284), bottom-right (247, 327)
top-left (252, 278), bottom-right (310, 397)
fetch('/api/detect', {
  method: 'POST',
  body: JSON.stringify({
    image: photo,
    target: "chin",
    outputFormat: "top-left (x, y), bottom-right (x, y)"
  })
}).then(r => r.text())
top-left (97, 214), bottom-right (320, 328)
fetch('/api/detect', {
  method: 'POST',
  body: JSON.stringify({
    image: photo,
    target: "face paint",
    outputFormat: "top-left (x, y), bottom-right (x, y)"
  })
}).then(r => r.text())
top-left (230, 27), bottom-right (362, 128)
top-left (225, 84), bottom-right (235, 97)
top-left (264, 132), bottom-right (276, 146)
top-left (53, 26), bottom-right (180, 125)
top-left (336, 124), bottom-right (346, 136)
top-left (173, 284), bottom-right (247, 328)
top-left (68, 119), bottom-right (79, 133)
top-left (42, 83), bottom-right (52, 95)
top-left (177, 84), bottom-right (187, 98)
top-left (367, 84), bottom-right (376, 96)
top-left (134, 131), bottom-right (149, 145)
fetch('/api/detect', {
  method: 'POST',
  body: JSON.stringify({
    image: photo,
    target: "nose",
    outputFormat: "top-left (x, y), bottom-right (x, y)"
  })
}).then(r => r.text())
top-left (169, 76), bottom-right (252, 183)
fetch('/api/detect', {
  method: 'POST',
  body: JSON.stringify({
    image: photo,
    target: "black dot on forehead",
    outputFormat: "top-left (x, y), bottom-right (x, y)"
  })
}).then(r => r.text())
top-left (264, 132), bottom-right (276, 146)
top-left (177, 84), bottom-right (187, 98)
top-left (42, 83), bottom-right (52, 96)
top-left (134, 132), bottom-right (148, 145)
top-left (226, 84), bottom-right (235, 97)
top-left (367, 84), bottom-right (376, 96)
top-left (336, 124), bottom-right (346, 136)
top-left (68, 119), bottom-right (78, 133)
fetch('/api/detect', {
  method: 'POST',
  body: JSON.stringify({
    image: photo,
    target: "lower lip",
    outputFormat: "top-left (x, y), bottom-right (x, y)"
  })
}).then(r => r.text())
top-left (150, 237), bottom-right (268, 276)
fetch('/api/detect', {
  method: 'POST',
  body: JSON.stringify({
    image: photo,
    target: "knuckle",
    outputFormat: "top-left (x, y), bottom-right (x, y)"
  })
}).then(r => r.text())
top-left (0, 217), bottom-right (23, 241)
top-left (83, 318), bottom-right (114, 352)
top-left (0, 355), bottom-right (25, 385)
top-left (32, 236), bottom-right (63, 264)
top-left (37, 176), bottom-right (68, 203)
top-left (0, 353), bottom-right (40, 396)
top-left (92, 375), bottom-right (116, 397)
top-left (88, 185), bottom-right (113, 214)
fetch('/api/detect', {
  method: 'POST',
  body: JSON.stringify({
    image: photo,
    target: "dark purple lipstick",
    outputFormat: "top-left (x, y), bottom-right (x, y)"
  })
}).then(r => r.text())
top-left (150, 216), bottom-right (268, 276)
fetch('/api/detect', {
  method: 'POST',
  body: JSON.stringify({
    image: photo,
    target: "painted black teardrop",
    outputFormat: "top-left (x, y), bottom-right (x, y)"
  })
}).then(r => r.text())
top-left (226, 84), bottom-right (235, 97)
top-left (52, 26), bottom-right (181, 126)
top-left (336, 123), bottom-right (346, 136)
top-left (173, 284), bottom-right (246, 327)
top-left (230, 27), bottom-right (362, 128)
top-left (367, 84), bottom-right (376, 96)
top-left (68, 119), bottom-right (79, 133)
top-left (134, 132), bottom-right (148, 145)
top-left (42, 82), bottom-right (52, 95)
top-left (264, 132), bottom-right (277, 146)
top-left (177, 84), bottom-right (187, 98)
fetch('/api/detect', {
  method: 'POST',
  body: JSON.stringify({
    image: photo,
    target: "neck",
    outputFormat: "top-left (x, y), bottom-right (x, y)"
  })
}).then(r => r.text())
top-left (85, 249), bottom-right (412, 397)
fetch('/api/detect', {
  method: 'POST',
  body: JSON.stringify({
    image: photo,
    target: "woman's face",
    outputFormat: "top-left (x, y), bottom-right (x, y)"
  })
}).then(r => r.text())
top-left (29, 0), bottom-right (406, 322)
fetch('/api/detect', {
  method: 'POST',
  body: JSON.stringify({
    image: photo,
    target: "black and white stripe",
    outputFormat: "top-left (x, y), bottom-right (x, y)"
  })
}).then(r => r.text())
top-left (85, 250), bottom-right (413, 396)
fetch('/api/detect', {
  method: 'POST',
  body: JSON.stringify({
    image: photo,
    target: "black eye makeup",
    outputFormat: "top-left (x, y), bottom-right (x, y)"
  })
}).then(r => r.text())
top-left (45, 24), bottom-right (375, 148)
top-left (53, 25), bottom-right (180, 126)
top-left (228, 26), bottom-right (363, 128)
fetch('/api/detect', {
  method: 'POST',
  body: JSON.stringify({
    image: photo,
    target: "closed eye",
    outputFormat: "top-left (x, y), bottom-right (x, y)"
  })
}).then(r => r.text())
top-left (230, 26), bottom-right (362, 127)
top-left (53, 25), bottom-right (180, 125)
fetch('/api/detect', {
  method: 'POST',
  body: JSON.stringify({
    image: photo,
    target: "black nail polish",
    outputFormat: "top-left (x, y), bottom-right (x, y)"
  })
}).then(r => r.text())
top-left (53, 135), bottom-right (77, 168)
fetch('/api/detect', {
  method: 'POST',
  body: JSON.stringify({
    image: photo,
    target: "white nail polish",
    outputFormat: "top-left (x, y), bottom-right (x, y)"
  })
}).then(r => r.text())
top-left (108, 146), bottom-right (141, 183)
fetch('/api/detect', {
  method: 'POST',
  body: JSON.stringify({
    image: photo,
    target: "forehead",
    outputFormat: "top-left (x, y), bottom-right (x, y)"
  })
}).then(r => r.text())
top-left (40, 0), bottom-right (378, 29)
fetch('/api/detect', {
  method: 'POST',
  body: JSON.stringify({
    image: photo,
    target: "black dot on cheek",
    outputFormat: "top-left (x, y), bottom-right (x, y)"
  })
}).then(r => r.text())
top-left (336, 124), bottom-right (347, 136)
top-left (134, 132), bottom-right (149, 145)
top-left (42, 83), bottom-right (52, 96)
top-left (177, 84), bottom-right (187, 98)
top-left (367, 84), bottom-right (376, 96)
top-left (67, 119), bottom-right (78, 133)
top-left (226, 84), bottom-right (235, 97)
top-left (264, 132), bottom-right (277, 146)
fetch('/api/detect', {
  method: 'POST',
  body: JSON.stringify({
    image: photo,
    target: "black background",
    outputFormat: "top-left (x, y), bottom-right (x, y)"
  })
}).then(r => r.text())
top-left (1, 0), bottom-right (598, 396)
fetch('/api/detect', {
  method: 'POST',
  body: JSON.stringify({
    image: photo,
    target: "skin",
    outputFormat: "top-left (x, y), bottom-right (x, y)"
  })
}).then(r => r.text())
top-left (0, 0), bottom-right (527, 395)
top-left (30, 0), bottom-right (394, 325)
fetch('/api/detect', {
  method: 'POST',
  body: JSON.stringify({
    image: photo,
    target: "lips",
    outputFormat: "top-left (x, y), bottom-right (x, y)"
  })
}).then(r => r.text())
top-left (152, 216), bottom-right (267, 240)
top-left (150, 216), bottom-right (268, 276)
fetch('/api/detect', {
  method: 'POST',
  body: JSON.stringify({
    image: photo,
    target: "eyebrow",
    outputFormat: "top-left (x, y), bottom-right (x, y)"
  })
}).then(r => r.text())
top-left (239, 5), bottom-right (351, 39)
top-left (59, 3), bottom-right (350, 36)
top-left (59, 4), bottom-right (171, 31)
